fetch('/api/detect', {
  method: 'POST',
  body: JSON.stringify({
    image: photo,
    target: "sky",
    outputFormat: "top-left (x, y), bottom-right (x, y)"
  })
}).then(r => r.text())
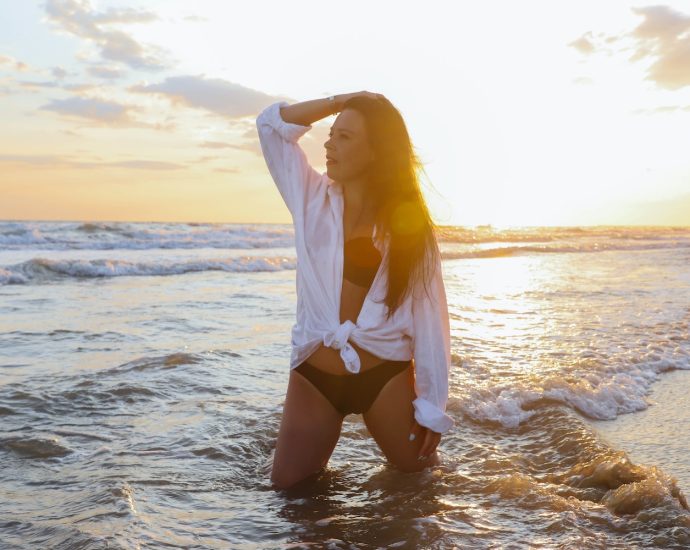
top-left (1, 0), bottom-right (689, 227)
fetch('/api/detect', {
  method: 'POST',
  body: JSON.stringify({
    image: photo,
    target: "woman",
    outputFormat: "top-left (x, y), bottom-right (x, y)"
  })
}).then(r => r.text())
top-left (256, 91), bottom-right (454, 490)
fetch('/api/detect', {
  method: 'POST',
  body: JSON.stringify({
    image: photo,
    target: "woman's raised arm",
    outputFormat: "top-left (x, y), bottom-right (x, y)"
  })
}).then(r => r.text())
top-left (255, 101), bottom-right (322, 219)
top-left (280, 91), bottom-right (384, 126)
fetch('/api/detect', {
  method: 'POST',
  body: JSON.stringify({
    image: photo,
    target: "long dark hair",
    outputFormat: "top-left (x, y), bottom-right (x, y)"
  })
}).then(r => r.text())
top-left (340, 96), bottom-right (442, 320)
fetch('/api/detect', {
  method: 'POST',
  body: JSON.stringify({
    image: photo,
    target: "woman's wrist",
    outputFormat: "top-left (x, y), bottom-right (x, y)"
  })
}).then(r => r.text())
top-left (328, 94), bottom-right (340, 115)
top-left (332, 93), bottom-right (351, 114)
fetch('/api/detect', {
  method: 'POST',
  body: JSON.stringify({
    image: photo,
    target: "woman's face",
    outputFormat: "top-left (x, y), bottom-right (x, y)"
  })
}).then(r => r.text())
top-left (324, 108), bottom-right (375, 183)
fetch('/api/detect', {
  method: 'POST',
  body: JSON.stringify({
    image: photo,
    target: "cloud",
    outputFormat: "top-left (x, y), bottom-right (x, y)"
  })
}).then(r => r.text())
top-left (627, 5), bottom-right (690, 90)
top-left (0, 54), bottom-right (30, 72)
top-left (128, 75), bottom-right (282, 118)
top-left (0, 153), bottom-right (184, 170)
top-left (630, 4), bottom-right (690, 42)
top-left (199, 141), bottom-right (234, 149)
top-left (0, 62), bottom-right (95, 95)
top-left (36, 95), bottom-right (175, 130)
top-left (182, 15), bottom-right (208, 23)
top-left (61, 83), bottom-right (102, 92)
top-left (52, 67), bottom-right (69, 79)
top-left (631, 104), bottom-right (690, 114)
top-left (87, 65), bottom-right (127, 79)
top-left (108, 160), bottom-right (183, 170)
top-left (0, 77), bottom-right (14, 96)
top-left (572, 76), bottom-right (594, 85)
top-left (44, 0), bottom-right (171, 72)
top-left (128, 74), bottom-right (312, 157)
top-left (38, 96), bottom-right (136, 125)
top-left (570, 5), bottom-right (690, 90)
top-left (568, 32), bottom-right (595, 55)
top-left (14, 80), bottom-right (62, 91)
top-left (198, 140), bottom-right (259, 155)
top-left (191, 155), bottom-right (222, 163)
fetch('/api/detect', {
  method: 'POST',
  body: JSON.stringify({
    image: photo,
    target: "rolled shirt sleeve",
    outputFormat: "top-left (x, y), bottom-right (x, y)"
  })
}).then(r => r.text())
top-left (256, 101), bottom-right (322, 219)
top-left (411, 248), bottom-right (455, 434)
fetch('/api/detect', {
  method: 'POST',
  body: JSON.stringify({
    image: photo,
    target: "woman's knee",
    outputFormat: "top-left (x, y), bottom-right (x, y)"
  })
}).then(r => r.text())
top-left (390, 449), bottom-right (440, 473)
top-left (271, 424), bottom-right (334, 487)
top-left (270, 461), bottom-right (322, 490)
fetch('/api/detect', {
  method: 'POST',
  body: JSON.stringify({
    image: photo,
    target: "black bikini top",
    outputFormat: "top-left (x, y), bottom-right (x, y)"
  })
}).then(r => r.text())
top-left (343, 236), bottom-right (382, 288)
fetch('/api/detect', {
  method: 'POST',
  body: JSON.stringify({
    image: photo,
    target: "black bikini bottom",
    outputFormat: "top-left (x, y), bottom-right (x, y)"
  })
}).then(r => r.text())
top-left (294, 358), bottom-right (412, 416)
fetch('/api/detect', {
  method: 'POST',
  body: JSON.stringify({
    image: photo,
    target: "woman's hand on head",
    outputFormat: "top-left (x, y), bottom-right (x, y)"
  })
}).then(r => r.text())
top-left (353, 90), bottom-right (385, 101)
top-left (336, 91), bottom-right (386, 109)
top-left (409, 419), bottom-right (442, 461)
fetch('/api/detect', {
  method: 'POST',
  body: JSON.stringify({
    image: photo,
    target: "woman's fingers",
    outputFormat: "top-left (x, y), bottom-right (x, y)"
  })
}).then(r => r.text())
top-left (352, 91), bottom-right (386, 102)
top-left (417, 428), bottom-right (441, 461)
top-left (408, 419), bottom-right (423, 442)
top-left (410, 420), bottom-right (442, 461)
top-left (418, 429), bottom-right (432, 460)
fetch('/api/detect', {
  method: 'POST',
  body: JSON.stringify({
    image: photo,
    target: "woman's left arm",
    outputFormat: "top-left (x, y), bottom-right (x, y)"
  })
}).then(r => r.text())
top-left (410, 248), bottom-right (455, 454)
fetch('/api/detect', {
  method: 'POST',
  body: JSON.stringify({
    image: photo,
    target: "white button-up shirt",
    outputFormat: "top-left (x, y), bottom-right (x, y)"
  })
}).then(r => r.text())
top-left (256, 101), bottom-right (454, 434)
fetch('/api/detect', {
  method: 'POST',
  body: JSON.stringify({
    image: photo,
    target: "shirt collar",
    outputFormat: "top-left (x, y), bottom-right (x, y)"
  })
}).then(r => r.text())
top-left (326, 178), bottom-right (344, 197)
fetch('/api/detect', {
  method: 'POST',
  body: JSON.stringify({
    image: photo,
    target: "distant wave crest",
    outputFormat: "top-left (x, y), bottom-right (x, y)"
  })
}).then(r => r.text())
top-left (0, 256), bottom-right (296, 285)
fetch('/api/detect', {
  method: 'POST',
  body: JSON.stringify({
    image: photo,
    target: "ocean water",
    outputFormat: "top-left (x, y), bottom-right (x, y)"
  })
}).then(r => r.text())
top-left (1, 220), bottom-right (689, 549)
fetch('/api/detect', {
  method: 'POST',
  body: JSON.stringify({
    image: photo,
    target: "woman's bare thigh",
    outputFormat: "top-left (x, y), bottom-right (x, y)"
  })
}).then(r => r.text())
top-left (270, 368), bottom-right (345, 490)
top-left (362, 364), bottom-right (440, 472)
